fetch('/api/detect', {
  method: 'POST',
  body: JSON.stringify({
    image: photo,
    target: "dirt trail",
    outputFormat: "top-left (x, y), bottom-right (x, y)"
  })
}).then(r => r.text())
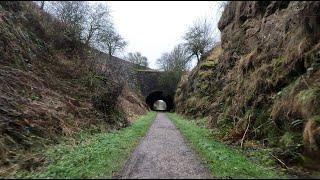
top-left (115, 112), bottom-right (211, 179)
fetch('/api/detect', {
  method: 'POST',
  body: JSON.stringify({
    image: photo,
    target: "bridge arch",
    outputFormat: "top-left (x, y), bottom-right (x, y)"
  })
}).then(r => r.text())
top-left (145, 91), bottom-right (174, 111)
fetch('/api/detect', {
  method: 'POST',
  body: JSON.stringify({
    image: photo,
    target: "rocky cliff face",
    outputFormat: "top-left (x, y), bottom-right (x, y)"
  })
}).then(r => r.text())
top-left (175, 1), bottom-right (320, 167)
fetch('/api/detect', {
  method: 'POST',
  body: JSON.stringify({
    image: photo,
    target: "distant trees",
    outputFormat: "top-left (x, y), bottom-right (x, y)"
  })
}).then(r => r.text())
top-left (84, 3), bottom-right (111, 46)
top-left (183, 18), bottom-right (214, 64)
top-left (157, 53), bottom-right (171, 71)
top-left (50, 1), bottom-right (89, 40)
top-left (126, 52), bottom-right (148, 68)
top-left (40, 1), bottom-right (127, 57)
top-left (156, 16), bottom-right (215, 73)
top-left (98, 25), bottom-right (127, 57)
top-left (157, 44), bottom-right (190, 72)
top-left (156, 16), bottom-right (215, 94)
top-left (169, 44), bottom-right (191, 71)
top-left (157, 44), bottom-right (190, 95)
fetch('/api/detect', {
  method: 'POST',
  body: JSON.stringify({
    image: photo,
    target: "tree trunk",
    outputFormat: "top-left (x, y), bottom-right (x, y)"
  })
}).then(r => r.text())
top-left (106, 49), bottom-right (112, 70)
top-left (85, 35), bottom-right (91, 46)
top-left (40, 1), bottom-right (45, 10)
top-left (85, 25), bottom-right (94, 46)
top-left (196, 53), bottom-right (200, 64)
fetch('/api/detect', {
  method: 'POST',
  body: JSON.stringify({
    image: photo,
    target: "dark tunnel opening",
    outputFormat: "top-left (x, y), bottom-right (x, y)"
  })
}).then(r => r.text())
top-left (146, 91), bottom-right (174, 111)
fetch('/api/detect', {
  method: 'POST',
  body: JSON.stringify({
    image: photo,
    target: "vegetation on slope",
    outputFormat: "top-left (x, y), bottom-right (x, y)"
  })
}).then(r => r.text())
top-left (174, 1), bottom-right (320, 174)
top-left (14, 112), bottom-right (156, 178)
top-left (0, 1), bottom-right (147, 176)
top-left (167, 113), bottom-right (283, 178)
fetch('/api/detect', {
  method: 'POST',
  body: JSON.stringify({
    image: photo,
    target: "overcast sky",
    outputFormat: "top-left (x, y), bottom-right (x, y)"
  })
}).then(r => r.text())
top-left (92, 1), bottom-right (224, 69)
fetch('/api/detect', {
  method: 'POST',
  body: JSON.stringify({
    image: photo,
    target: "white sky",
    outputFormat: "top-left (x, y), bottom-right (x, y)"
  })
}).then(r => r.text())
top-left (92, 1), bottom-right (224, 69)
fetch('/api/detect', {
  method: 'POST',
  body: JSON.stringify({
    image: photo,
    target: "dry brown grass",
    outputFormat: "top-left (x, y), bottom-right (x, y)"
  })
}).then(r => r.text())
top-left (0, 1), bottom-right (148, 176)
top-left (175, 2), bottom-right (320, 170)
top-left (117, 85), bottom-right (149, 122)
top-left (303, 118), bottom-right (320, 151)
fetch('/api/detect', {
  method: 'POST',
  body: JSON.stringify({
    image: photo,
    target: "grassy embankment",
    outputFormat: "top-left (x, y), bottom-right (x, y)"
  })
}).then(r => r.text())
top-left (16, 112), bottom-right (156, 179)
top-left (167, 113), bottom-right (286, 179)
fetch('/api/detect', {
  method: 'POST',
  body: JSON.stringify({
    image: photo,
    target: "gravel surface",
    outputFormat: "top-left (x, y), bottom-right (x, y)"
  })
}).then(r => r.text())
top-left (115, 112), bottom-right (212, 179)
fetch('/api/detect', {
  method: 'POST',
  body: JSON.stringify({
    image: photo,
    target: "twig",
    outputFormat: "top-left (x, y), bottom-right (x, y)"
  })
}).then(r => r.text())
top-left (0, 164), bottom-right (19, 176)
top-left (230, 114), bottom-right (241, 127)
top-left (240, 115), bottom-right (251, 148)
top-left (302, 76), bottom-right (310, 88)
top-left (270, 153), bottom-right (289, 169)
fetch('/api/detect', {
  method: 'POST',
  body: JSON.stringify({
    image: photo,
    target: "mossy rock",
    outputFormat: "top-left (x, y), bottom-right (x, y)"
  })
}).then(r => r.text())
top-left (199, 60), bottom-right (217, 70)
top-left (198, 71), bottom-right (214, 79)
top-left (199, 83), bottom-right (209, 92)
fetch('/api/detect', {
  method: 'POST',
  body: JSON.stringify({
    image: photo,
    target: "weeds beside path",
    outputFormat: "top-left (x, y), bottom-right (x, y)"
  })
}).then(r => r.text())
top-left (15, 112), bottom-right (156, 179)
top-left (116, 112), bottom-right (211, 179)
top-left (167, 113), bottom-right (285, 179)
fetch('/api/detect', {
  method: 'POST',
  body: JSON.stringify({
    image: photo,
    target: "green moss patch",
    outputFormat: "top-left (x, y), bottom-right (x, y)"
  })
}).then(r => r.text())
top-left (296, 88), bottom-right (320, 106)
top-left (199, 60), bottom-right (217, 70)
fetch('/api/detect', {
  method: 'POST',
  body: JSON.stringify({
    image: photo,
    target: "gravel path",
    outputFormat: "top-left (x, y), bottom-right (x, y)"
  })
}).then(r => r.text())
top-left (115, 112), bottom-right (212, 179)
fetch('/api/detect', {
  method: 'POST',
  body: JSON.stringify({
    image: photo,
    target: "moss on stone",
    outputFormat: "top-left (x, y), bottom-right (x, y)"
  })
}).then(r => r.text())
top-left (198, 71), bottom-right (214, 79)
top-left (199, 60), bottom-right (217, 70)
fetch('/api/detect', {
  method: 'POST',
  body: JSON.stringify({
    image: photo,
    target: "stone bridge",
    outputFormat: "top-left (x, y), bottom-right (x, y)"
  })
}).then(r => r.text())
top-left (135, 69), bottom-right (174, 111)
top-left (94, 50), bottom-right (176, 111)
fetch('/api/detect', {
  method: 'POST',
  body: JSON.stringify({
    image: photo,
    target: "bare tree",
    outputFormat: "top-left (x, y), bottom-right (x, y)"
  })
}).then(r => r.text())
top-left (126, 52), bottom-right (148, 68)
top-left (98, 25), bottom-right (127, 63)
top-left (157, 44), bottom-right (190, 72)
top-left (170, 44), bottom-right (191, 71)
top-left (183, 18), bottom-right (214, 64)
top-left (157, 52), bottom-right (171, 71)
top-left (156, 45), bottom-right (190, 96)
top-left (51, 1), bottom-right (89, 40)
top-left (99, 27), bottom-right (127, 57)
top-left (84, 3), bottom-right (111, 46)
top-left (40, 1), bottom-right (45, 10)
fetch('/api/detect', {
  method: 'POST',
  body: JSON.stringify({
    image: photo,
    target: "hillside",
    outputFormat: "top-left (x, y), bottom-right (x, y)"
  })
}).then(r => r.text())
top-left (175, 1), bottom-right (320, 173)
top-left (3, 1), bottom-right (320, 178)
top-left (0, 1), bottom-right (147, 176)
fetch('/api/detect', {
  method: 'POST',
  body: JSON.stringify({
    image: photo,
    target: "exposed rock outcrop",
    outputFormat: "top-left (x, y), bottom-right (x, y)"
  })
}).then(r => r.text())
top-left (175, 1), bottom-right (320, 168)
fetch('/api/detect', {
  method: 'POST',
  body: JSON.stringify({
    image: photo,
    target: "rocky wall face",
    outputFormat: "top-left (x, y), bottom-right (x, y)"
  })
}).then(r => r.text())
top-left (175, 1), bottom-right (320, 163)
top-left (92, 50), bottom-right (172, 99)
top-left (136, 71), bottom-right (162, 97)
top-left (218, 1), bottom-right (319, 64)
top-left (93, 51), bottom-right (139, 92)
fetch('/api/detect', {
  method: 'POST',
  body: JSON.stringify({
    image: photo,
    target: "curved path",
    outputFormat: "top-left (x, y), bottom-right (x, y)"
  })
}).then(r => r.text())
top-left (115, 112), bottom-right (211, 179)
